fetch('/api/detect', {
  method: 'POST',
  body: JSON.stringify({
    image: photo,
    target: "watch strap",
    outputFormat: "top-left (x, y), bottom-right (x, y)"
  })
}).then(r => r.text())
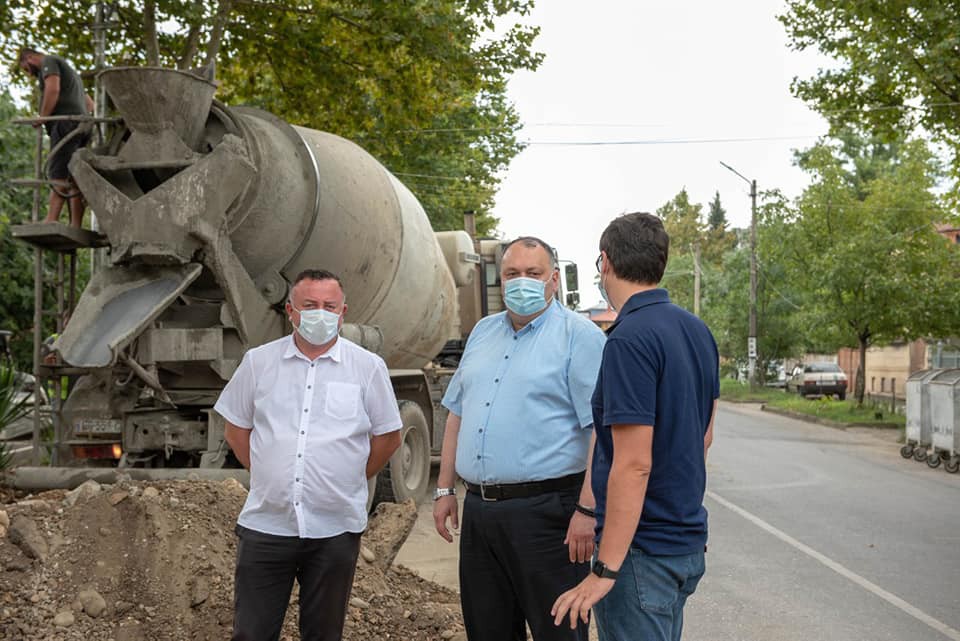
top-left (592, 560), bottom-right (619, 580)
top-left (433, 487), bottom-right (456, 500)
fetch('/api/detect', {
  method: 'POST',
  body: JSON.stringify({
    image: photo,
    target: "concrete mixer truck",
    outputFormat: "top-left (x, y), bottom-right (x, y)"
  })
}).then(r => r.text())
top-left (14, 67), bottom-right (581, 505)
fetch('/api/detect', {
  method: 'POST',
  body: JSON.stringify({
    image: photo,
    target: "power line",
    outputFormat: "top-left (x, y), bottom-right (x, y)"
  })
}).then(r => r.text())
top-left (522, 135), bottom-right (819, 146)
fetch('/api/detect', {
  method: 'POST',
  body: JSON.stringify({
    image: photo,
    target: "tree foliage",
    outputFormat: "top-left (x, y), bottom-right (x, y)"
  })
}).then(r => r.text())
top-left (656, 188), bottom-right (737, 314)
top-left (707, 190), bottom-right (727, 231)
top-left (780, 1), bottom-right (960, 182)
top-left (772, 134), bottom-right (960, 404)
top-left (1, 1), bottom-right (544, 233)
top-left (0, 89), bottom-right (41, 368)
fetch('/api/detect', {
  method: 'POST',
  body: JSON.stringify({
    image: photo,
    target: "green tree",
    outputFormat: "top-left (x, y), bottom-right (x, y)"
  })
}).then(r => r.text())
top-left (780, 1), bottom-right (960, 182)
top-left (656, 189), bottom-right (703, 314)
top-left (707, 190), bottom-right (727, 231)
top-left (701, 195), bottom-right (804, 382)
top-left (703, 191), bottom-right (735, 263)
top-left (774, 135), bottom-right (960, 404)
top-left (0, 89), bottom-right (41, 368)
top-left (1, 1), bottom-right (543, 233)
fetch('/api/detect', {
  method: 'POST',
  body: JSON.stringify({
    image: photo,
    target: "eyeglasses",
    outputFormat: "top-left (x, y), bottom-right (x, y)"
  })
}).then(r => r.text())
top-left (595, 254), bottom-right (603, 273)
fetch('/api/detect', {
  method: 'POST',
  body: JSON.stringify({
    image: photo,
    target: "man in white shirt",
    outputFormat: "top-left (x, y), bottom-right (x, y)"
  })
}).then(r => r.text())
top-left (215, 269), bottom-right (402, 641)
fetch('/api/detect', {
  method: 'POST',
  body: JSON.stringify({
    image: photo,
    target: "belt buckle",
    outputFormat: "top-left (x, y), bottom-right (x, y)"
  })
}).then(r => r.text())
top-left (480, 483), bottom-right (498, 502)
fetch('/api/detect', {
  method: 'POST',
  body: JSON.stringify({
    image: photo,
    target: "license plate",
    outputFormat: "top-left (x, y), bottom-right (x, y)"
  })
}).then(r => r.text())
top-left (75, 418), bottom-right (122, 435)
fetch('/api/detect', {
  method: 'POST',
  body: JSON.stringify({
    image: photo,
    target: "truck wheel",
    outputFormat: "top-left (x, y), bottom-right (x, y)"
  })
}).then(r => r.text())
top-left (900, 444), bottom-right (914, 459)
top-left (926, 453), bottom-right (942, 469)
top-left (375, 400), bottom-right (431, 506)
top-left (945, 458), bottom-right (960, 474)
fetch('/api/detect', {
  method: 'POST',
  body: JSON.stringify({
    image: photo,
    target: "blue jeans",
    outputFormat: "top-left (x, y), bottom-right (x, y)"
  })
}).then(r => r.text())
top-left (594, 547), bottom-right (705, 641)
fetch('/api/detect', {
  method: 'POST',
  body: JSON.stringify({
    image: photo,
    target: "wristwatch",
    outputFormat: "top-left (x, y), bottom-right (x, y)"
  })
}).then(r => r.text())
top-left (592, 560), bottom-right (619, 580)
top-left (433, 487), bottom-right (456, 500)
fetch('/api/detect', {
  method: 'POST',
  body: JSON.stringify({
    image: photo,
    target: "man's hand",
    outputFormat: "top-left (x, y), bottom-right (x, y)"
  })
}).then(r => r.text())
top-left (551, 574), bottom-right (615, 629)
top-left (564, 510), bottom-right (595, 563)
top-left (432, 494), bottom-right (459, 542)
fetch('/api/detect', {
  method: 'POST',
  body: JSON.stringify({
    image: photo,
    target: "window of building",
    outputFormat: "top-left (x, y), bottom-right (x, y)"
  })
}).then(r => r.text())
top-left (881, 378), bottom-right (886, 392)
top-left (891, 378), bottom-right (896, 394)
top-left (871, 377), bottom-right (875, 391)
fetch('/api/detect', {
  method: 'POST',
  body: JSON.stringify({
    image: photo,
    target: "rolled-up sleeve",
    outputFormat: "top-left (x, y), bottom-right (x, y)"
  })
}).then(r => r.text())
top-left (568, 324), bottom-right (606, 428)
top-left (364, 358), bottom-right (402, 435)
top-left (214, 351), bottom-right (256, 429)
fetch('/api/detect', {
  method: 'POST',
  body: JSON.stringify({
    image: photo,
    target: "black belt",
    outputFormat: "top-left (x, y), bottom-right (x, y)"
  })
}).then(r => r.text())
top-left (464, 471), bottom-right (585, 502)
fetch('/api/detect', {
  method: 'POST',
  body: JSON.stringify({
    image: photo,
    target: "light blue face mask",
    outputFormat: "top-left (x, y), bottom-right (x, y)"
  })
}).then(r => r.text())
top-left (598, 257), bottom-right (615, 311)
top-left (503, 276), bottom-right (549, 316)
top-left (293, 306), bottom-right (341, 345)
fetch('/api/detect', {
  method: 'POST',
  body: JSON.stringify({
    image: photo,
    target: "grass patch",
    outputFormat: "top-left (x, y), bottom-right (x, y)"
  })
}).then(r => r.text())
top-left (719, 378), bottom-right (787, 403)
top-left (765, 395), bottom-right (905, 427)
top-left (720, 378), bottom-right (905, 427)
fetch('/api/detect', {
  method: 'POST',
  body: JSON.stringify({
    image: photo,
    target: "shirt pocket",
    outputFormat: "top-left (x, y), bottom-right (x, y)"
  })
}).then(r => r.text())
top-left (325, 382), bottom-right (361, 420)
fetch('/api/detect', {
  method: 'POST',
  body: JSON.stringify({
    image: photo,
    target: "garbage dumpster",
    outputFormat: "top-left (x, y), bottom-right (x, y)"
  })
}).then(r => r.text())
top-left (902, 369), bottom-right (942, 462)
top-left (928, 369), bottom-right (960, 473)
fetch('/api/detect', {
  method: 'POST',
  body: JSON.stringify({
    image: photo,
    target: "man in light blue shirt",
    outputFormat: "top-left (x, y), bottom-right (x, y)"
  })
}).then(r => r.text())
top-left (433, 236), bottom-right (605, 641)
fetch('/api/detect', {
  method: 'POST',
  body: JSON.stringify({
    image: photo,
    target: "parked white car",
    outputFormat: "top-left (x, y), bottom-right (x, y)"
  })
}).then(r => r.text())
top-left (786, 362), bottom-right (848, 400)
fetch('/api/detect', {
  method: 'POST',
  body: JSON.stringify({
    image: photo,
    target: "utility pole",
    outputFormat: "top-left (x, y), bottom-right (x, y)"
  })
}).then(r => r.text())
top-left (692, 242), bottom-right (701, 317)
top-left (748, 178), bottom-right (758, 385)
top-left (720, 161), bottom-right (759, 385)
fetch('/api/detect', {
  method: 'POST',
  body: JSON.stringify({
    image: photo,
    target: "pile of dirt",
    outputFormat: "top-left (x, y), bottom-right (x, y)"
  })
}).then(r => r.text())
top-left (0, 477), bottom-right (464, 641)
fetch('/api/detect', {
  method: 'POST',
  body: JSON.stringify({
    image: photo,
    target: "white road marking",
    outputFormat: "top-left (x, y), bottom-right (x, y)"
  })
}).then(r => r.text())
top-left (707, 489), bottom-right (960, 641)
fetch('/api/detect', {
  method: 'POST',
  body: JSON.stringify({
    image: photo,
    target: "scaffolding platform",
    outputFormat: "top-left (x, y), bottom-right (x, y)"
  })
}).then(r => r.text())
top-left (11, 222), bottom-right (109, 251)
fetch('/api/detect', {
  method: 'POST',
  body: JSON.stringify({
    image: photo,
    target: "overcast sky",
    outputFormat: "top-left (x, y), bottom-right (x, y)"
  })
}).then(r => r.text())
top-left (491, 0), bottom-right (832, 308)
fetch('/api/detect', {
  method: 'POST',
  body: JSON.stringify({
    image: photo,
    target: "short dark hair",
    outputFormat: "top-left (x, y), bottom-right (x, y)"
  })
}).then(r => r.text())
top-left (290, 269), bottom-right (344, 297)
top-left (502, 236), bottom-right (558, 268)
top-left (18, 47), bottom-right (41, 62)
top-left (599, 212), bottom-right (670, 285)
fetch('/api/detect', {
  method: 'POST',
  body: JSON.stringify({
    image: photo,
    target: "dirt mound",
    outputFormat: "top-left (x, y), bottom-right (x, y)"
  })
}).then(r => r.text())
top-left (0, 478), bottom-right (464, 641)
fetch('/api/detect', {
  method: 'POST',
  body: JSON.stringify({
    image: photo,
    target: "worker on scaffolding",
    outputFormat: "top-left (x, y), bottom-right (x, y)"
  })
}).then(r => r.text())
top-left (18, 48), bottom-right (94, 229)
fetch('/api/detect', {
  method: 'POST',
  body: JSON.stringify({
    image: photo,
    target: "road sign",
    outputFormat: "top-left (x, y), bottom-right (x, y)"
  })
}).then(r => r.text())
top-left (748, 337), bottom-right (757, 359)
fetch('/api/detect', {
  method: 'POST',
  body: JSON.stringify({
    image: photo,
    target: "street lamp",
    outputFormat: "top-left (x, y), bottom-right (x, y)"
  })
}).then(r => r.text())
top-left (719, 161), bottom-right (758, 385)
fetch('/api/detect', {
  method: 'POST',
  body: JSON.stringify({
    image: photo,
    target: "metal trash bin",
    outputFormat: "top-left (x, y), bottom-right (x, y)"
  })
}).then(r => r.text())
top-left (902, 369), bottom-right (942, 462)
top-left (928, 369), bottom-right (960, 473)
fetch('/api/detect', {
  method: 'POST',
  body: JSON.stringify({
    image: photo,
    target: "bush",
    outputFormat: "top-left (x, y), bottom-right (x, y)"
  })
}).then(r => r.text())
top-left (0, 366), bottom-right (32, 471)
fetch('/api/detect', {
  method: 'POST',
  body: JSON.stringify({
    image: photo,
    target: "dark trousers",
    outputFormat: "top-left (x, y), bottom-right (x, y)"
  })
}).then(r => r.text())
top-left (232, 525), bottom-right (361, 641)
top-left (459, 488), bottom-right (590, 641)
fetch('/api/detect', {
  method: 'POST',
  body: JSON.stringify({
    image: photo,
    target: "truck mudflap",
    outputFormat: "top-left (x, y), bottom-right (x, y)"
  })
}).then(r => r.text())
top-left (55, 263), bottom-right (203, 368)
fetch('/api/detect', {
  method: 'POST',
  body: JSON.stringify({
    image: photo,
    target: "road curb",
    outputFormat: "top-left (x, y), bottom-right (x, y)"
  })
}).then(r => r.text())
top-left (760, 404), bottom-right (901, 430)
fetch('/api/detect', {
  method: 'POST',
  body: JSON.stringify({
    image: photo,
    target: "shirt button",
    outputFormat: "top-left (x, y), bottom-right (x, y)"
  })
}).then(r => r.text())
top-left (513, 336), bottom-right (518, 340)
top-left (494, 378), bottom-right (499, 383)
top-left (485, 402), bottom-right (490, 407)
top-left (310, 364), bottom-right (315, 368)
top-left (295, 502), bottom-right (300, 506)
top-left (479, 428), bottom-right (483, 433)
top-left (304, 408), bottom-right (309, 413)
top-left (298, 454), bottom-right (302, 458)
top-left (296, 478), bottom-right (300, 482)
top-left (504, 355), bottom-right (509, 359)
top-left (476, 455), bottom-right (481, 460)
top-left (301, 431), bottom-right (305, 435)
top-left (307, 385), bottom-right (312, 389)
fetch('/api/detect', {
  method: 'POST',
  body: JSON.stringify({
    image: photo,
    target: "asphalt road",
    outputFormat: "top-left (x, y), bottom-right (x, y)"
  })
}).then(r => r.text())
top-left (687, 402), bottom-right (960, 641)
top-left (398, 401), bottom-right (960, 640)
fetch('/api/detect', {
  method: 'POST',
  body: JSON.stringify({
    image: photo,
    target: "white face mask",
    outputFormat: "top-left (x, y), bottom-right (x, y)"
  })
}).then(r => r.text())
top-left (292, 306), bottom-right (341, 345)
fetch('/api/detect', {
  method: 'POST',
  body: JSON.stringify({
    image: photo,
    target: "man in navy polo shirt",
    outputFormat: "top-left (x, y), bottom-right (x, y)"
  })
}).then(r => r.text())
top-left (552, 212), bottom-right (718, 641)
